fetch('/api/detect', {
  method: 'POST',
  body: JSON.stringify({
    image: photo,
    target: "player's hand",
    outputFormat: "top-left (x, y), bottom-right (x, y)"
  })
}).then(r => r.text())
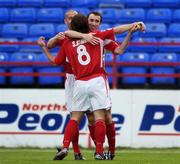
top-left (37, 36), bottom-right (46, 47)
top-left (56, 32), bottom-right (65, 40)
top-left (82, 33), bottom-right (100, 45)
top-left (134, 22), bottom-right (146, 32)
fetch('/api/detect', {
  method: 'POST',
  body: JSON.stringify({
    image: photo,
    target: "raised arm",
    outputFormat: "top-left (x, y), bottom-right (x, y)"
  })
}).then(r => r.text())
top-left (64, 30), bottom-right (100, 45)
top-left (113, 22), bottom-right (146, 34)
top-left (37, 36), bottom-right (56, 65)
top-left (47, 32), bottom-right (65, 49)
top-left (114, 24), bottom-right (142, 54)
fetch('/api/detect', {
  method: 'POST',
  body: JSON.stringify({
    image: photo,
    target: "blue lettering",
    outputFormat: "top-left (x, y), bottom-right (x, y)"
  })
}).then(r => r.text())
top-left (18, 114), bottom-right (40, 130)
top-left (140, 105), bottom-right (175, 131)
top-left (79, 115), bottom-right (87, 130)
top-left (174, 116), bottom-right (180, 132)
top-left (112, 114), bottom-right (124, 131)
top-left (41, 114), bottom-right (62, 131)
top-left (62, 114), bottom-right (70, 133)
top-left (0, 104), bottom-right (19, 123)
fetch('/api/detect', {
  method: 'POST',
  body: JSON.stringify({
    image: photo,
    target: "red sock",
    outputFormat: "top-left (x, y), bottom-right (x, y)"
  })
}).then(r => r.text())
top-left (88, 124), bottom-right (96, 145)
top-left (63, 120), bottom-right (78, 149)
top-left (94, 120), bottom-right (106, 154)
top-left (72, 129), bottom-right (80, 154)
top-left (106, 122), bottom-right (116, 154)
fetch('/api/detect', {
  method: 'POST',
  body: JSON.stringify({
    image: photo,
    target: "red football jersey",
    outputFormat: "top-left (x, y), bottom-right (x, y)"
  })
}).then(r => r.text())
top-left (56, 37), bottom-right (73, 74)
top-left (54, 29), bottom-right (116, 80)
top-left (93, 29), bottom-right (119, 52)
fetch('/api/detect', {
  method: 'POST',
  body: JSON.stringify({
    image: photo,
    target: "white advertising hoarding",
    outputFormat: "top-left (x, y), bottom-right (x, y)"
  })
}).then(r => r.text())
top-left (0, 89), bottom-right (180, 148)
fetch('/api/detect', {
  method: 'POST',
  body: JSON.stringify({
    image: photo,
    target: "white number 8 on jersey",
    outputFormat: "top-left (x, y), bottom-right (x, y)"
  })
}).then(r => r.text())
top-left (77, 45), bottom-right (91, 65)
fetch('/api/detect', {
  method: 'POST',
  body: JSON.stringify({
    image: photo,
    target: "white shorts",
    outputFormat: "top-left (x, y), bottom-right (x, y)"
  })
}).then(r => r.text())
top-left (71, 76), bottom-right (111, 112)
top-left (65, 73), bottom-right (76, 112)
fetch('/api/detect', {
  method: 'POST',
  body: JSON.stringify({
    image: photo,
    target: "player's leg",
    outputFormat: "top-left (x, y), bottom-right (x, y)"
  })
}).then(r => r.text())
top-left (89, 76), bottom-right (111, 160)
top-left (105, 109), bottom-right (115, 160)
top-left (55, 79), bottom-right (91, 160)
top-left (103, 78), bottom-right (116, 160)
top-left (93, 109), bottom-right (107, 160)
top-left (86, 112), bottom-right (96, 145)
top-left (64, 74), bottom-right (85, 160)
top-left (53, 111), bottom-right (84, 160)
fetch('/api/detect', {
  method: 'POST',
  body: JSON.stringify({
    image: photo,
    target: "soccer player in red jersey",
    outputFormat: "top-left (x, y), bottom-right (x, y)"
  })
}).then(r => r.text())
top-left (64, 11), bottom-right (146, 160)
top-left (38, 13), bottom-right (141, 160)
top-left (46, 10), bottom-right (87, 160)
top-left (87, 11), bottom-right (145, 160)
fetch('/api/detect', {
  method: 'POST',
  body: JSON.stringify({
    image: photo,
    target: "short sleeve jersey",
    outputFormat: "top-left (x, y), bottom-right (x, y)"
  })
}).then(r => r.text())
top-left (92, 28), bottom-right (119, 52)
top-left (57, 37), bottom-right (73, 74)
top-left (54, 29), bottom-right (116, 80)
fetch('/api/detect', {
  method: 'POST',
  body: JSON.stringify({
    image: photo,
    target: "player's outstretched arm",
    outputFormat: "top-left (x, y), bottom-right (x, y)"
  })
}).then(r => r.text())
top-left (47, 32), bottom-right (65, 49)
top-left (64, 30), bottom-right (100, 45)
top-left (37, 36), bottom-right (56, 65)
top-left (113, 22), bottom-right (146, 34)
top-left (114, 24), bottom-right (141, 54)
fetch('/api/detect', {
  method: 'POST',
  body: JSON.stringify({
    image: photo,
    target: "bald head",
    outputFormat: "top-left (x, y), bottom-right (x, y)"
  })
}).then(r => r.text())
top-left (64, 10), bottom-right (78, 29)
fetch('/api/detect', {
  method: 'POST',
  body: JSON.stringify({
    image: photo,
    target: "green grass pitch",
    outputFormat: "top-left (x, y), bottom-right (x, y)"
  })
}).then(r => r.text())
top-left (0, 148), bottom-right (180, 164)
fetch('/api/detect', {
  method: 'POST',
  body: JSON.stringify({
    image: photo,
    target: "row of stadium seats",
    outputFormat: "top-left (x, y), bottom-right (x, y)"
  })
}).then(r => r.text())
top-left (0, 52), bottom-right (180, 86)
top-left (1, 8), bottom-right (180, 24)
top-left (0, 0), bottom-right (180, 8)
top-left (1, 37), bottom-right (180, 53)
top-left (0, 23), bottom-right (180, 39)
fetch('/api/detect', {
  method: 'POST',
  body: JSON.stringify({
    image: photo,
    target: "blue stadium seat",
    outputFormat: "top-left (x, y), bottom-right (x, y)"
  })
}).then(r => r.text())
top-left (159, 37), bottom-right (180, 52)
top-left (96, 8), bottom-right (118, 23)
top-left (153, 0), bottom-right (180, 8)
top-left (71, 8), bottom-right (90, 15)
top-left (44, 0), bottom-right (71, 7)
top-left (105, 52), bottom-right (113, 62)
top-left (0, 52), bottom-right (9, 67)
top-left (0, 68), bottom-right (6, 85)
top-left (147, 9), bottom-right (172, 24)
top-left (173, 10), bottom-right (180, 22)
top-left (117, 8), bottom-right (145, 23)
top-left (37, 8), bottom-right (63, 23)
top-left (0, 8), bottom-right (9, 22)
top-left (129, 37), bottom-right (158, 52)
top-left (150, 53), bottom-right (177, 85)
top-left (71, 0), bottom-right (99, 8)
top-left (115, 29), bottom-right (139, 39)
top-left (56, 24), bottom-right (68, 33)
top-left (0, 38), bottom-right (19, 52)
top-left (125, 0), bottom-right (152, 8)
top-left (139, 23), bottom-right (167, 37)
top-left (105, 66), bottom-right (113, 85)
top-left (120, 52), bottom-right (149, 85)
top-left (168, 23), bottom-right (180, 37)
top-left (19, 37), bottom-right (42, 52)
top-left (0, 53), bottom-right (9, 85)
top-left (17, 0), bottom-right (43, 7)
top-left (2, 23), bottom-right (28, 39)
top-left (105, 52), bottom-right (114, 85)
top-left (29, 23), bottom-right (55, 38)
top-left (35, 52), bottom-right (55, 69)
top-left (38, 67), bottom-right (64, 86)
top-left (100, 23), bottom-right (110, 31)
top-left (9, 52), bottom-right (36, 85)
top-left (99, 0), bottom-right (124, 8)
top-left (0, 0), bottom-right (16, 7)
top-left (10, 8), bottom-right (36, 22)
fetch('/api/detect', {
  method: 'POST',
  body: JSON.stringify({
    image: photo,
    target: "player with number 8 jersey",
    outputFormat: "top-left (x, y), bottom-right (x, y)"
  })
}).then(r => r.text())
top-left (38, 13), bottom-right (143, 160)
top-left (55, 29), bottom-right (114, 81)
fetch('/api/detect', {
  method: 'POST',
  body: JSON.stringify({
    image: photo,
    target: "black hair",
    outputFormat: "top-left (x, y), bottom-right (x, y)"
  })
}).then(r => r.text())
top-left (87, 11), bottom-right (102, 23)
top-left (70, 14), bottom-right (90, 33)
